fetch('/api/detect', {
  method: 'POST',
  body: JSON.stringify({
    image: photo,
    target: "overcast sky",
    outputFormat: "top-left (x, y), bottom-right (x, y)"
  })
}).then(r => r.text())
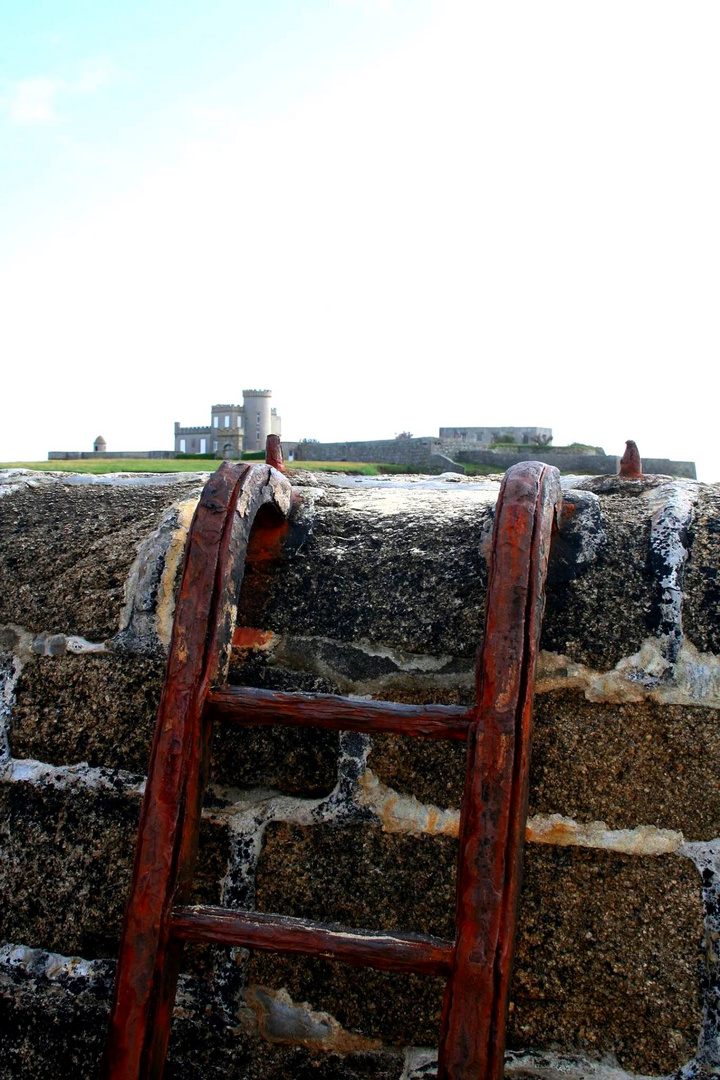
top-left (1, 1), bottom-right (718, 477)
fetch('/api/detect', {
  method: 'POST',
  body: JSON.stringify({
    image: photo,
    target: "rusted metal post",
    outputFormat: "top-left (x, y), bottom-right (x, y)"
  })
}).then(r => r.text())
top-left (265, 434), bottom-right (284, 471)
top-left (619, 440), bottom-right (642, 478)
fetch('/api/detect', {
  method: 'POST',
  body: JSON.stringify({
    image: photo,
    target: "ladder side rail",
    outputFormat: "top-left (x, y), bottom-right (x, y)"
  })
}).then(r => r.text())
top-left (484, 464), bottom-right (559, 1080)
top-left (102, 463), bottom-right (292, 1080)
top-left (145, 465), bottom-right (292, 1079)
top-left (437, 461), bottom-right (561, 1080)
top-left (142, 462), bottom-right (249, 1080)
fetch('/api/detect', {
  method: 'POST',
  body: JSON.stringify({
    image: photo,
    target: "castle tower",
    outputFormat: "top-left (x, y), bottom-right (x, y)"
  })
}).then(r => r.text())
top-left (242, 389), bottom-right (272, 452)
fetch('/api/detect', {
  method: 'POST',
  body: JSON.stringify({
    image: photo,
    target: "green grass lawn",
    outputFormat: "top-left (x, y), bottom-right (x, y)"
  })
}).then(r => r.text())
top-left (0, 459), bottom-right (506, 477)
top-left (0, 459), bottom-right (216, 474)
top-left (0, 458), bottom-right (391, 475)
top-left (289, 461), bottom-right (383, 475)
top-left (0, 459), bottom-right (419, 476)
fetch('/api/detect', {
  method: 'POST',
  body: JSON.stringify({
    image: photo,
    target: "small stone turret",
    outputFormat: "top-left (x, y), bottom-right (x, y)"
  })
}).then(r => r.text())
top-left (93, 436), bottom-right (106, 453)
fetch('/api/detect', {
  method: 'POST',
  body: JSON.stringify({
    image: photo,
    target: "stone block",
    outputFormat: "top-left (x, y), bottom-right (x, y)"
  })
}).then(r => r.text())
top-left (250, 823), bottom-right (702, 1074)
top-left (240, 486), bottom-right (492, 658)
top-left (684, 487), bottom-right (720, 653)
top-left (215, 659), bottom-right (342, 796)
top-left (508, 845), bottom-right (702, 1075)
top-left (543, 494), bottom-right (656, 669)
top-left (531, 691), bottom-right (720, 839)
top-left (366, 731), bottom-right (467, 811)
top-left (0, 780), bottom-right (228, 960)
top-left (212, 723), bottom-right (340, 798)
top-left (0, 480), bottom-right (199, 640)
top-left (9, 654), bottom-right (165, 774)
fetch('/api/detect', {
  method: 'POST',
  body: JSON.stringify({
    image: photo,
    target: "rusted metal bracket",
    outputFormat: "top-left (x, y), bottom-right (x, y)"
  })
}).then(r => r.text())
top-left (102, 455), bottom-right (561, 1080)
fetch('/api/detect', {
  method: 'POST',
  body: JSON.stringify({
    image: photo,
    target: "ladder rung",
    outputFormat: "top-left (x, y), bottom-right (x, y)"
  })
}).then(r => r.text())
top-left (170, 905), bottom-right (455, 976)
top-left (206, 685), bottom-right (473, 741)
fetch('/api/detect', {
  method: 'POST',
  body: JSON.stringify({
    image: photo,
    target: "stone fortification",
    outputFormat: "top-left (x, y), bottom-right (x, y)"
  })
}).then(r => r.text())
top-left (445, 442), bottom-right (697, 478)
top-left (295, 436), bottom-right (441, 468)
top-left (49, 450), bottom-right (178, 461)
top-left (175, 391), bottom-right (282, 458)
top-left (438, 426), bottom-right (552, 445)
top-left (294, 437), bottom-right (696, 478)
top-left (1, 466), bottom-right (720, 1078)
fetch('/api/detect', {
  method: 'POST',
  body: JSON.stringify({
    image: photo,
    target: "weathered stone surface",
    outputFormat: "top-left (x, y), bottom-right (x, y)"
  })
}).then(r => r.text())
top-left (217, 657), bottom-right (342, 796)
top-left (255, 820), bottom-right (457, 936)
top-left (508, 845), bottom-right (702, 1075)
top-left (0, 951), bottom-right (116, 1080)
top-left (0, 478), bottom-right (200, 640)
top-left (238, 483), bottom-right (494, 657)
top-left (2, 469), bottom-right (720, 1079)
top-left (0, 781), bottom-right (228, 960)
top-left (9, 654), bottom-right (165, 773)
top-left (251, 822), bottom-right (703, 1074)
top-left (684, 486), bottom-right (720, 654)
top-left (250, 821), bottom-right (457, 1046)
top-left (531, 691), bottom-right (720, 839)
top-left (366, 732), bottom-right (467, 811)
top-left (212, 722), bottom-right (340, 798)
top-left (543, 492), bottom-right (656, 669)
top-left (0, 951), bottom-right (405, 1080)
top-left (247, 953), bottom-right (448, 1052)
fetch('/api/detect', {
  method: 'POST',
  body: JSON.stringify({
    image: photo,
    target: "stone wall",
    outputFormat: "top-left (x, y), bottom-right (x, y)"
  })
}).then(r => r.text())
top-left (1, 465), bottom-right (720, 1079)
top-left (294, 438), bottom-right (697, 479)
top-left (48, 451), bottom-right (178, 460)
top-left (438, 426), bottom-right (552, 446)
top-left (449, 444), bottom-right (697, 479)
top-left (294, 437), bottom-right (439, 467)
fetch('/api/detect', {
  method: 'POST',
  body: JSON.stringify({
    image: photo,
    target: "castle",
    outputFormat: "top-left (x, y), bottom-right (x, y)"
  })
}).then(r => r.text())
top-left (174, 390), bottom-right (282, 458)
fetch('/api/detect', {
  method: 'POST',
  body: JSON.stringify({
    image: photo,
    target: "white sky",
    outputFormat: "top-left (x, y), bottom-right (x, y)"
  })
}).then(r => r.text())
top-left (1, 2), bottom-right (718, 477)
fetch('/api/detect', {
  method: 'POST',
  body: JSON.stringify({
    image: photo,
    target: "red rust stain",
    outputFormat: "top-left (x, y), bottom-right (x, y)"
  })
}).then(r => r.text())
top-left (232, 627), bottom-right (277, 652)
top-left (526, 819), bottom-right (575, 845)
top-left (245, 514), bottom-right (291, 564)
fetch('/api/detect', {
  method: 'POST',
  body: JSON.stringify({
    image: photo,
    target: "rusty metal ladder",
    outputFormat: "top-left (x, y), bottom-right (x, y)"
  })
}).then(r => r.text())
top-left (102, 441), bottom-right (561, 1080)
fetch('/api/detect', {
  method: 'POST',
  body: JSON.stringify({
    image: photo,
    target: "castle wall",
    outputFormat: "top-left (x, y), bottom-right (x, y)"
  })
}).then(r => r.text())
top-left (439, 426), bottom-right (552, 445)
top-left (49, 450), bottom-right (178, 460)
top-left (294, 438), bottom-right (697, 479)
top-left (449, 444), bottom-right (697, 479)
top-left (1, 467), bottom-right (719, 1078)
top-left (294, 437), bottom-right (441, 467)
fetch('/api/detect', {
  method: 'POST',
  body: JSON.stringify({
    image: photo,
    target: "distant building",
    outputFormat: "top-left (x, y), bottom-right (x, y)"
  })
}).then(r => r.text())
top-left (174, 390), bottom-right (282, 458)
top-left (438, 426), bottom-right (552, 446)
